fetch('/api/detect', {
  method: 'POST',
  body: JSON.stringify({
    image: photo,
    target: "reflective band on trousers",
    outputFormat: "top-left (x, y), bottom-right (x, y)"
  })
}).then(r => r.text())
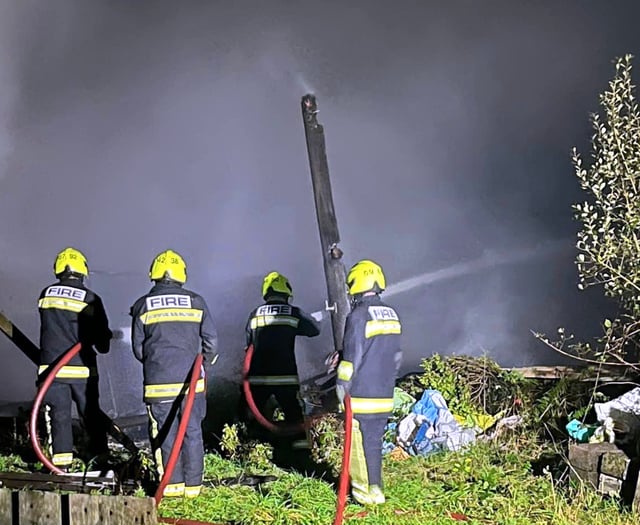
top-left (163, 482), bottom-right (185, 497)
top-left (140, 308), bottom-right (203, 325)
top-left (144, 378), bottom-right (205, 398)
top-left (350, 397), bottom-right (394, 414)
top-left (38, 297), bottom-right (88, 313)
top-left (38, 364), bottom-right (93, 379)
top-left (337, 360), bottom-right (354, 381)
top-left (365, 319), bottom-right (401, 338)
top-left (184, 485), bottom-right (202, 498)
top-left (52, 452), bottom-right (73, 466)
top-left (247, 375), bottom-right (299, 386)
top-left (250, 315), bottom-right (299, 329)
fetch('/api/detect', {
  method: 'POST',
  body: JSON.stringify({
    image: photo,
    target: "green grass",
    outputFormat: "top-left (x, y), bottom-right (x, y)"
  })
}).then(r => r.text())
top-left (157, 438), bottom-right (639, 525)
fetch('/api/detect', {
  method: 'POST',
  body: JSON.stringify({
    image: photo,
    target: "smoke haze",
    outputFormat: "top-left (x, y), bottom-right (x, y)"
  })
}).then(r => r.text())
top-left (0, 1), bottom-right (638, 410)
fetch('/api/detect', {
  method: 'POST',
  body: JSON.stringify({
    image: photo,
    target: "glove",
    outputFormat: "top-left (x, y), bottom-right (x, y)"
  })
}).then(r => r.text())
top-left (324, 351), bottom-right (340, 373)
top-left (336, 384), bottom-right (346, 413)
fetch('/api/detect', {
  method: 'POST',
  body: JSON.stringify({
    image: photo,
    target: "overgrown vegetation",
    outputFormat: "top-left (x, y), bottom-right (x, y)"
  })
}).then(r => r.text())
top-left (157, 438), bottom-right (638, 525)
top-left (0, 353), bottom-right (634, 523)
top-left (157, 354), bottom-right (629, 523)
top-left (398, 354), bottom-right (603, 441)
top-left (536, 54), bottom-right (640, 370)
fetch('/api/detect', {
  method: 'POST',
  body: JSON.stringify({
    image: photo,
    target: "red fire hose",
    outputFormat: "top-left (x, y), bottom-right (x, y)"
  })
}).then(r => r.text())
top-left (333, 395), bottom-right (352, 525)
top-left (155, 353), bottom-right (204, 506)
top-left (29, 342), bottom-right (82, 475)
top-left (158, 519), bottom-right (226, 525)
top-left (243, 344), bottom-right (353, 523)
top-left (242, 344), bottom-right (306, 436)
top-left (30, 347), bottom-right (224, 525)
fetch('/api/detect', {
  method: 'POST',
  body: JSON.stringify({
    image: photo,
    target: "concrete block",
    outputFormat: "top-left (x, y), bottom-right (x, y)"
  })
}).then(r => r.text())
top-left (568, 442), bottom-right (618, 472)
top-left (598, 473), bottom-right (623, 496)
top-left (601, 449), bottom-right (630, 479)
top-left (570, 465), bottom-right (599, 489)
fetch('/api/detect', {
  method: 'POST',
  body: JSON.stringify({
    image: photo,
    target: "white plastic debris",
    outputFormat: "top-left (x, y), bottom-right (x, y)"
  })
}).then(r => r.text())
top-left (594, 387), bottom-right (640, 441)
top-left (595, 387), bottom-right (640, 420)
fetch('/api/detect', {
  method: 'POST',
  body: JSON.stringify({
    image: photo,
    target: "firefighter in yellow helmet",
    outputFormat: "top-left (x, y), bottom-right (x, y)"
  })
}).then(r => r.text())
top-left (336, 260), bottom-right (402, 505)
top-left (242, 271), bottom-right (320, 439)
top-left (130, 250), bottom-right (218, 498)
top-left (37, 247), bottom-right (113, 470)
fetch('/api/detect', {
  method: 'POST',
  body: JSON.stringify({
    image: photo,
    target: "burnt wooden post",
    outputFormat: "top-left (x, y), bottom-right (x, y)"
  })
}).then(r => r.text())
top-left (301, 94), bottom-right (350, 355)
top-left (0, 311), bottom-right (40, 365)
top-left (0, 311), bottom-right (137, 453)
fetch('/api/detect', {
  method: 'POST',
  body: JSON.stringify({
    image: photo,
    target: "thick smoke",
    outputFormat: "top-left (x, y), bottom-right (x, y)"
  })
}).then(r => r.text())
top-left (0, 2), bottom-right (19, 181)
top-left (0, 1), bottom-right (638, 407)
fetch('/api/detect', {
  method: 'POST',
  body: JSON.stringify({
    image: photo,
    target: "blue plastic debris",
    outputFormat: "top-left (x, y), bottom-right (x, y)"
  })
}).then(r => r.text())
top-left (566, 419), bottom-right (596, 443)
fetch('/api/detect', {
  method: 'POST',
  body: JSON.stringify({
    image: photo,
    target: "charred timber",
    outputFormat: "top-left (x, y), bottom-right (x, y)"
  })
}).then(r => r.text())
top-left (0, 311), bottom-right (39, 365)
top-left (0, 311), bottom-right (138, 454)
top-left (301, 94), bottom-right (350, 354)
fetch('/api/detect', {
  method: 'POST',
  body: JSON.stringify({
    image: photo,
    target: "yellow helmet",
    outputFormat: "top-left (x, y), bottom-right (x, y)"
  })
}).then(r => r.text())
top-left (149, 249), bottom-right (187, 284)
top-left (346, 259), bottom-right (386, 295)
top-left (262, 271), bottom-right (293, 299)
top-left (54, 247), bottom-right (89, 277)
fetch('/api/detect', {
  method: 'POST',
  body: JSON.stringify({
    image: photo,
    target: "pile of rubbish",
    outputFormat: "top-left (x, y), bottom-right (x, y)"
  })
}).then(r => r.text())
top-left (382, 387), bottom-right (522, 458)
top-left (566, 387), bottom-right (640, 456)
top-left (378, 354), bottom-right (539, 459)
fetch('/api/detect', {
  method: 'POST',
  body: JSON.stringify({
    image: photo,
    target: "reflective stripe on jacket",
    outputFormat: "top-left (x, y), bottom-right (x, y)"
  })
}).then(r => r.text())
top-left (245, 299), bottom-right (319, 378)
top-left (38, 278), bottom-right (112, 383)
top-left (337, 295), bottom-right (402, 415)
top-left (131, 281), bottom-right (218, 403)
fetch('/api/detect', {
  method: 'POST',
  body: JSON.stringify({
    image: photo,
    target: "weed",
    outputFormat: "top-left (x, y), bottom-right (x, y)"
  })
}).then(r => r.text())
top-left (156, 436), bottom-right (639, 525)
top-left (220, 423), bottom-right (241, 460)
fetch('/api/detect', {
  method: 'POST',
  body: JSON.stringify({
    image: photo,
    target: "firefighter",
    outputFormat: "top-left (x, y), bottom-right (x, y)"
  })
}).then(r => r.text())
top-left (130, 249), bottom-right (217, 499)
top-left (38, 247), bottom-right (113, 470)
top-left (336, 259), bottom-right (402, 505)
top-left (243, 271), bottom-right (320, 437)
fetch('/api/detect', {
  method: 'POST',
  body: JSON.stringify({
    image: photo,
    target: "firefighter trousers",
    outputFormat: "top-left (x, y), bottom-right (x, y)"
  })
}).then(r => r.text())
top-left (147, 392), bottom-right (206, 493)
top-left (238, 384), bottom-right (307, 444)
top-left (349, 414), bottom-right (388, 491)
top-left (250, 385), bottom-right (304, 424)
top-left (44, 378), bottom-right (109, 467)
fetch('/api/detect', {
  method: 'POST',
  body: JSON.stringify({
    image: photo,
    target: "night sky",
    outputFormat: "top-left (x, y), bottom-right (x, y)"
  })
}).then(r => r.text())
top-left (1, 1), bottom-right (639, 414)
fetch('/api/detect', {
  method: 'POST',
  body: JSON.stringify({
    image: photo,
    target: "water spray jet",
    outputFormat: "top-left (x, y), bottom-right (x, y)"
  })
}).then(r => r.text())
top-left (312, 239), bottom-right (572, 318)
top-left (385, 239), bottom-right (572, 299)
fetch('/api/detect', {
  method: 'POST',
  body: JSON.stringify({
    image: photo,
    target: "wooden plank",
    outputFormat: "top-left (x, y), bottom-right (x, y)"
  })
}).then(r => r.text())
top-left (0, 488), bottom-right (12, 525)
top-left (69, 493), bottom-right (98, 525)
top-left (503, 365), bottom-right (627, 381)
top-left (0, 470), bottom-right (114, 482)
top-left (102, 496), bottom-right (123, 524)
top-left (19, 490), bottom-right (62, 525)
top-left (69, 493), bottom-right (157, 525)
top-left (118, 495), bottom-right (157, 525)
top-left (0, 471), bottom-right (115, 493)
